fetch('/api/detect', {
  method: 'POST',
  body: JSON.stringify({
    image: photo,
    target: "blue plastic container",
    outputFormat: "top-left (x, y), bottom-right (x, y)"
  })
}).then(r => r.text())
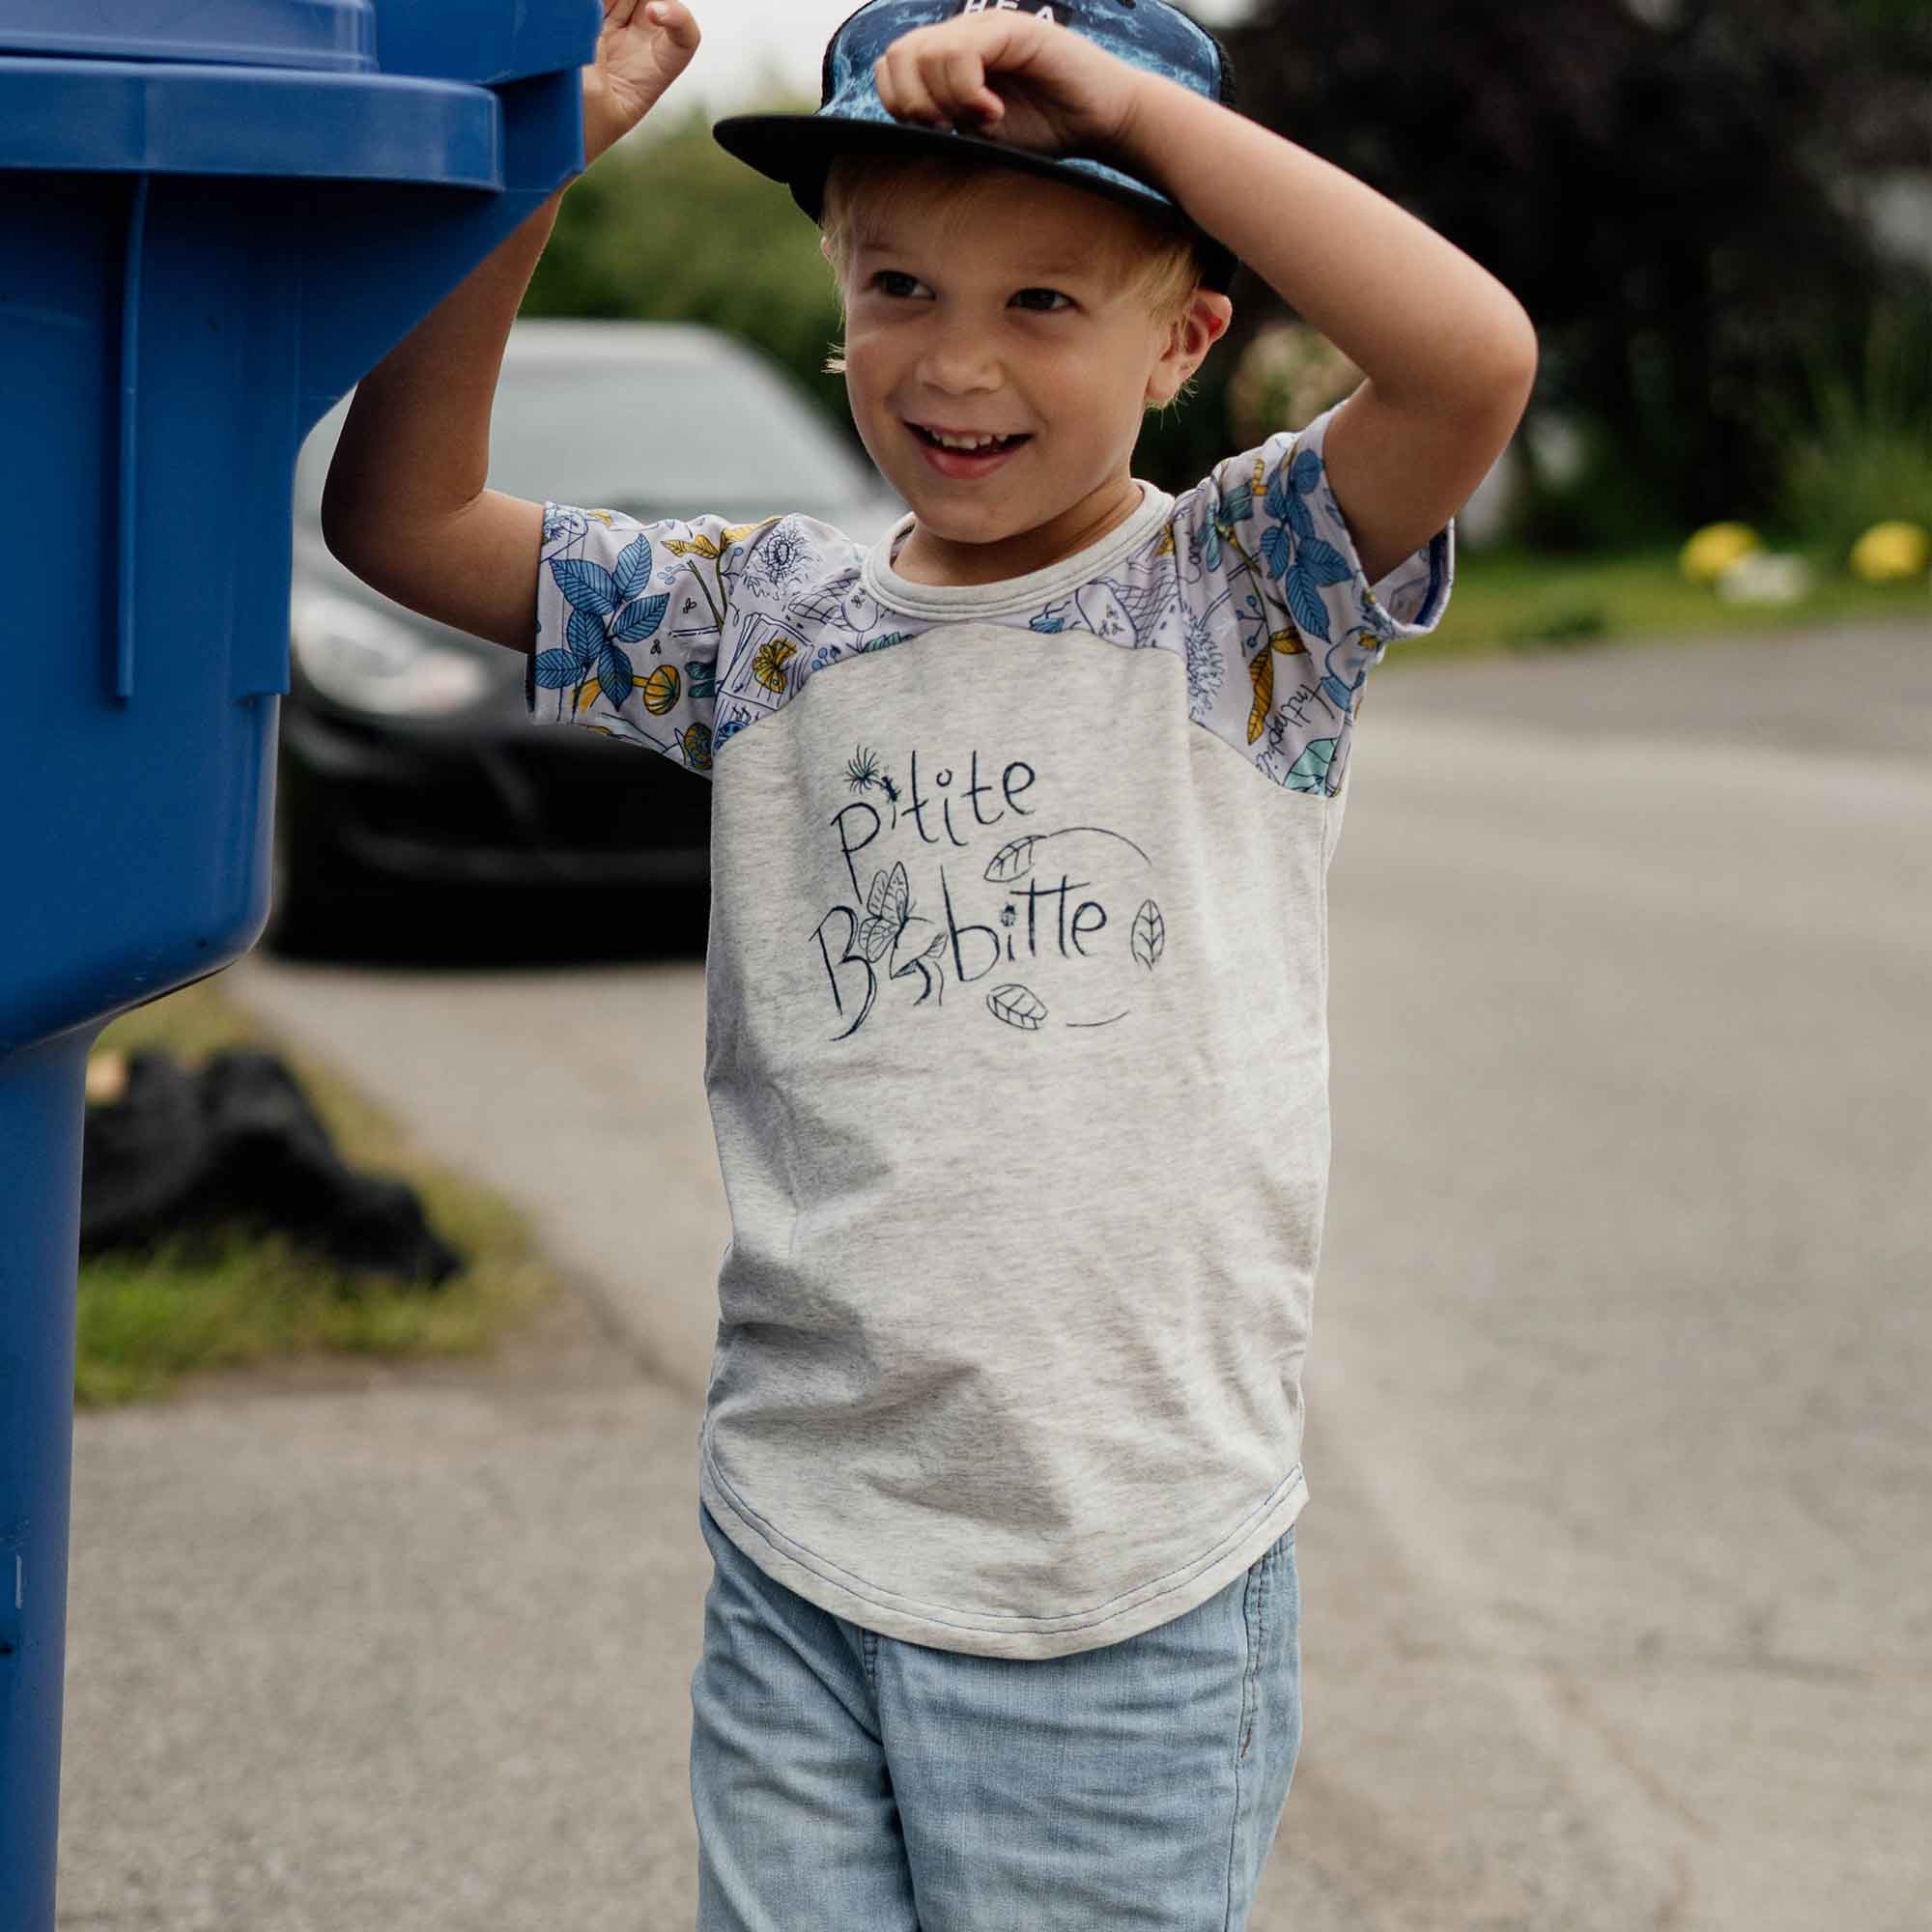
top-left (0, 5), bottom-right (599, 1922)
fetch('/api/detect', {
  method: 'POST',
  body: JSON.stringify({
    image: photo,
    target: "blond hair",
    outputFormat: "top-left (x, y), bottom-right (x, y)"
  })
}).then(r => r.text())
top-left (817, 153), bottom-right (1206, 392)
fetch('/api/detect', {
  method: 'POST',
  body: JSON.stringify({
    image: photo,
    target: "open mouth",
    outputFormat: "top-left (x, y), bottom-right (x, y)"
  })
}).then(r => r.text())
top-left (909, 423), bottom-right (1032, 454)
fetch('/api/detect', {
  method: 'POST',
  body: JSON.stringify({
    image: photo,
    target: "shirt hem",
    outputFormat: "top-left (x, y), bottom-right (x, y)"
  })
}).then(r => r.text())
top-left (696, 1440), bottom-right (1310, 1661)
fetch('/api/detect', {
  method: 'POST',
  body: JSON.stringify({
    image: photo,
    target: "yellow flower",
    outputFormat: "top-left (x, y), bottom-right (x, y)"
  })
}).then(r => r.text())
top-left (1680, 523), bottom-right (1760, 584)
top-left (1848, 521), bottom-right (1931, 584)
top-left (752, 637), bottom-right (798, 693)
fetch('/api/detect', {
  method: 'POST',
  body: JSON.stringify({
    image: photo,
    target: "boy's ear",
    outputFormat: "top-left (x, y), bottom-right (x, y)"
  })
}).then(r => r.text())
top-left (1146, 291), bottom-right (1234, 410)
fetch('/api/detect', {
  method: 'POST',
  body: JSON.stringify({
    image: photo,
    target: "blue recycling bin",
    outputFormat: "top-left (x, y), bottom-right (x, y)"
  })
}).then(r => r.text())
top-left (0, 4), bottom-right (600, 1921)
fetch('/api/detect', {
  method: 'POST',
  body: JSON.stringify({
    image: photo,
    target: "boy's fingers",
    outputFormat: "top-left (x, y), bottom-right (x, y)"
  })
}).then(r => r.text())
top-left (941, 49), bottom-right (995, 121)
top-left (643, 0), bottom-right (700, 46)
top-left (881, 48), bottom-right (931, 122)
top-left (877, 46), bottom-right (944, 126)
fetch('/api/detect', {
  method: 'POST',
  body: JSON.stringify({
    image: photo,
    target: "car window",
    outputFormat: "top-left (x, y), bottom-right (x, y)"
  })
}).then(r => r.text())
top-left (295, 340), bottom-right (874, 526)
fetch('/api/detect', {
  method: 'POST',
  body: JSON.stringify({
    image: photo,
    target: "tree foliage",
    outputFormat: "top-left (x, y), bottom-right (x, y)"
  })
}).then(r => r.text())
top-left (1214, 0), bottom-right (1932, 544)
top-left (525, 99), bottom-right (856, 449)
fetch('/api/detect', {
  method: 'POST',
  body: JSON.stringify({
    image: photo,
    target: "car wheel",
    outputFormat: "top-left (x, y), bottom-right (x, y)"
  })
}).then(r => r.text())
top-left (262, 752), bottom-right (369, 958)
top-left (263, 797), bottom-right (333, 956)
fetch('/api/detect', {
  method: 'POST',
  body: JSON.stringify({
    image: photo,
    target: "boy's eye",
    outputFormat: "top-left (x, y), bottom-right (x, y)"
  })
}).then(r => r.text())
top-left (871, 270), bottom-right (930, 298)
top-left (1011, 288), bottom-right (1073, 312)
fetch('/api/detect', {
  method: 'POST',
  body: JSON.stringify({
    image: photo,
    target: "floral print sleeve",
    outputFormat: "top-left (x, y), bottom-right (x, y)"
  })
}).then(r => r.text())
top-left (1167, 401), bottom-right (1455, 794)
top-left (526, 503), bottom-right (852, 779)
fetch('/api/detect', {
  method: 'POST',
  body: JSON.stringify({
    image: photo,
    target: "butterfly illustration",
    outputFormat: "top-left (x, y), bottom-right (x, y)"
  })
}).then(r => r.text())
top-left (857, 861), bottom-right (949, 1005)
top-left (858, 862), bottom-right (911, 962)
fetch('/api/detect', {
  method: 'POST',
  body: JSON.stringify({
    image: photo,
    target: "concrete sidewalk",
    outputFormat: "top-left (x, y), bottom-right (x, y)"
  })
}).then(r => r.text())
top-left (57, 1290), bottom-right (1662, 1931)
top-left (57, 1294), bottom-right (714, 1931)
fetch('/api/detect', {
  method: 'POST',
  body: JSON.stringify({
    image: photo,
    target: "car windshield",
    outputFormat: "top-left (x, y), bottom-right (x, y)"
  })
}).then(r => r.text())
top-left (295, 343), bottom-right (874, 526)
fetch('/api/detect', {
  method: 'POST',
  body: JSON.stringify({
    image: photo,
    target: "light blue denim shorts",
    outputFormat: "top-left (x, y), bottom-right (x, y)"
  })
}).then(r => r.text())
top-left (689, 1501), bottom-right (1302, 1930)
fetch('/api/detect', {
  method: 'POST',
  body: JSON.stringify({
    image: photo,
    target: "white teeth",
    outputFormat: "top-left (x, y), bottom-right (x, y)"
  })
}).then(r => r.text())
top-left (927, 429), bottom-right (1009, 451)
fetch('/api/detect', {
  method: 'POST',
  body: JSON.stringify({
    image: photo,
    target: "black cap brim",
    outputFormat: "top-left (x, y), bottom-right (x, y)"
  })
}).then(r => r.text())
top-left (713, 112), bottom-right (1238, 295)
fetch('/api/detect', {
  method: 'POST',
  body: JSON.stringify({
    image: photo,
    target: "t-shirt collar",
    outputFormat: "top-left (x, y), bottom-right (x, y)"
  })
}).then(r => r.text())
top-left (863, 480), bottom-right (1177, 619)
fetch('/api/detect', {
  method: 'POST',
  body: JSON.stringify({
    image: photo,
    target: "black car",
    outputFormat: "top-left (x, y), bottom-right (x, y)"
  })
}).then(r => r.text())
top-left (272, 320), bottom-right (902, 953)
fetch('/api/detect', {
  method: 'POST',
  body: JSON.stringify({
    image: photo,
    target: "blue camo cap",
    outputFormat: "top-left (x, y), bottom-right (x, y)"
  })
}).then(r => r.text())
top-left (712, 0), bottom-right (1240, 293)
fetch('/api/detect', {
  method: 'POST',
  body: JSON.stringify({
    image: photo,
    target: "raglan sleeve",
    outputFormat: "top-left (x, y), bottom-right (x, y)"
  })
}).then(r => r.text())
top-left (1164, 401), bottom-right (1455, 791)
top-left (526, 501), bottom-right (783, 779)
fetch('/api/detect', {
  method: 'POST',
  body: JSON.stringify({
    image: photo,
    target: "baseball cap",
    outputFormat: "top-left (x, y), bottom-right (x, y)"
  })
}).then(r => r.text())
top-left (713, 0), bottom-right (1240, 294)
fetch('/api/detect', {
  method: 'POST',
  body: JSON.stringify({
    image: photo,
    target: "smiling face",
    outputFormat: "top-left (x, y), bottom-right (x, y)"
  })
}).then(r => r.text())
top-left (823, 160), bottom-right (1231, 587)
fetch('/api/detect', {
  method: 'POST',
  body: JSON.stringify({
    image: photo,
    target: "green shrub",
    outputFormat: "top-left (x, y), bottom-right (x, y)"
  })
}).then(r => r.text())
top-left (1507, 409), bottom-right (1686, 554)
top-left (1769, 292), bottom-right (1932, 566)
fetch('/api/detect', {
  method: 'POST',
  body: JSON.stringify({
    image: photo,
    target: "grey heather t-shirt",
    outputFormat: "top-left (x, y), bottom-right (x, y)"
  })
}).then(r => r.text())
top-left (526, 402), bottom-right (1453, 1658)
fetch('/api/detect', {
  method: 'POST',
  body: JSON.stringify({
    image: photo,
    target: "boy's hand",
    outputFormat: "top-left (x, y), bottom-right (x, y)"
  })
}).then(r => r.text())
top-left (582, 0), bottom-right (700, 166)
top-left (873, 12), bottom-right (1149, 162)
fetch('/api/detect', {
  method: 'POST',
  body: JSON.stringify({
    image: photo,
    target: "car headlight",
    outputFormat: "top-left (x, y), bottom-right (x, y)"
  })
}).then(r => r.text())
top-left (290, 595), bottom-right (494, 716)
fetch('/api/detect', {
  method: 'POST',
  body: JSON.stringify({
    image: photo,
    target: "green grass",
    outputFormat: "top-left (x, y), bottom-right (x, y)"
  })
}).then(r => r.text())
top-left (1404, 544), bottom-right (1929, 664)
top-left (78, 977), bottom-right (562, 1406)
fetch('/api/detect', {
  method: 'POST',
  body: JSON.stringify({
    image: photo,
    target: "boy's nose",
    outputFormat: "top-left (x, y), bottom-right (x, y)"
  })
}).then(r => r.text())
top-left (915, 322), bottom-right (1002, 396)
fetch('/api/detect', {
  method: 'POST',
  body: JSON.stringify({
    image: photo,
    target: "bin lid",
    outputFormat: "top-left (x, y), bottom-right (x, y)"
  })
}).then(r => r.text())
top-left (0, 0), bottom-right (375, 72)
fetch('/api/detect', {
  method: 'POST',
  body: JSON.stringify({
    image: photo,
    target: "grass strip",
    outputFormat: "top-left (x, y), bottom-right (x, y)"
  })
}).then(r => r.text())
top-left (77, 975), bottom-right (561, 1406)
top-left (1402, 545), bottom-right (1927, 663)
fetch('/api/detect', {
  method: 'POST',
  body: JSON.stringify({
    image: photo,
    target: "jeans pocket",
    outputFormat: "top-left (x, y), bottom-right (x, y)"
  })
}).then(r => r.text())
top-left (1237, 1523), bottom-right (1298, 1764)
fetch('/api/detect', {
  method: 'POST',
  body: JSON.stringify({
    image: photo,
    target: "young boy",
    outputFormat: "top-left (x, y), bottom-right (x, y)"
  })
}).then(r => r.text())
top-left (322, 1), bottom-right (1536, 1922)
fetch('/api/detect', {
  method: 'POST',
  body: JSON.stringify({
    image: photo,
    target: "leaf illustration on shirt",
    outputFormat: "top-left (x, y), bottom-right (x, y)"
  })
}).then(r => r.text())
top-left (1244, 438), bottom-right (1364, 648)
top-left (983, 836), bottom-right (1038, 883)
top-left (859, 862), bottom-right (911, 962)
top-left (1286, 541), bottom-right (1353, 642)
top-left (1287, 736), bottom-right (1339, 794)
top-left (1264, 459), bottom-right (1295, 529)
top-left (1131, 900), bottom-right (1166, 971)
top-left (542, 537), bottom-right (668, 706)
top-left (617, 527), bottom-right (653, 593)
top-left (667, 518), bottom-right (779, 558)
top-left (752, 637), bottom-right (798, 693)
top-left (557, 534), bottom-right (642, 611)
top-left (987, 983), bottom-right (1048, 1031)
top-left (1271, 625), bottom-right (1306, 656)
top-left (611, 592), bottom-right (670, 644)
top-left (888, 921), bottom-right (950, 1008)
top-left (1247, 642), bottom-right (1275, 744)
top-left (596, 644), bottom-right (634, 709)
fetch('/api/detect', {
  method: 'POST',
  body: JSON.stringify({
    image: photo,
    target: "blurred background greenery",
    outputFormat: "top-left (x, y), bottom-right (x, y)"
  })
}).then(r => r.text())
top-left (524, 0), bottom-right (1932, 642)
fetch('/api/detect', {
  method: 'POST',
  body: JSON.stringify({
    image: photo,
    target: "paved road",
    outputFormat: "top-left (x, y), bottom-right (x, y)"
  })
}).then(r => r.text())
top-left (61, 621), bottom-right (1930, 1929)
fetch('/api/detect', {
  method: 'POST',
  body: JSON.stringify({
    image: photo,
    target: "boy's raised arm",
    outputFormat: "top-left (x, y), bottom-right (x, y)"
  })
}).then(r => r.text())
top-left (873, 12), bottom-right (1538, 589)
top-left (1114, 72), bottom-right (1537, 587)
top-left (319, 1), bottom-right (701, 653)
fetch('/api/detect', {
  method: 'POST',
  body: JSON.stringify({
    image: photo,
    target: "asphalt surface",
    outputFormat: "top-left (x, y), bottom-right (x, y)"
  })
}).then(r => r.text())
top-left (57, 619), bottom-right (1931, 1930)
